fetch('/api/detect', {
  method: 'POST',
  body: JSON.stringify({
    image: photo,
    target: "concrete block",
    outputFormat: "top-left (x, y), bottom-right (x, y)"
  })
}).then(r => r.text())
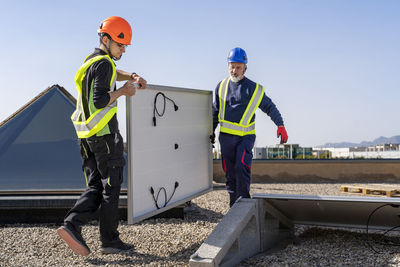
top-left (189, 198), bottom-right (261, 267)
top-left (189, 198), bottom-right (295, 266)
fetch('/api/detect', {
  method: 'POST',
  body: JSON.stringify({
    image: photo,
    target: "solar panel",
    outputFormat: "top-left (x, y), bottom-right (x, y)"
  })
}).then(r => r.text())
top-left (0, 86), bottom-right (84, 191)
top-left (126, 84), bottom-right (213, 223)
top-left (253, 193), bottom-right (400, 230)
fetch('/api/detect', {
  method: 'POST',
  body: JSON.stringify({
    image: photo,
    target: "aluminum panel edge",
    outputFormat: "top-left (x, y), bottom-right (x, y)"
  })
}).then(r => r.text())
top-left (126, 96), bottom-right (134, 224)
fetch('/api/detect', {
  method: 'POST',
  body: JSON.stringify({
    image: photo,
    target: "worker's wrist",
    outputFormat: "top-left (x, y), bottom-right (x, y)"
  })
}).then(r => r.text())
top-left (130, 72), bottom-right (137, 80)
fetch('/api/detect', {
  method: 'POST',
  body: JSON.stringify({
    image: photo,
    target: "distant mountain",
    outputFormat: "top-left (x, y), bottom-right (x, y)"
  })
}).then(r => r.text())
top-left (323, 135), bottom-right (400, 148)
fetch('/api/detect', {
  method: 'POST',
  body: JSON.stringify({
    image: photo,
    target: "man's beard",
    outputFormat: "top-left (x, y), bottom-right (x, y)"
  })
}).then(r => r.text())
top-left (230, 75), bottom-right (243, 82)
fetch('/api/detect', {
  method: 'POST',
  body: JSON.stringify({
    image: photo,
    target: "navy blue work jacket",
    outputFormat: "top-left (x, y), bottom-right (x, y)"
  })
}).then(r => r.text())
top-left (212, 76), bottom-right (284, 132)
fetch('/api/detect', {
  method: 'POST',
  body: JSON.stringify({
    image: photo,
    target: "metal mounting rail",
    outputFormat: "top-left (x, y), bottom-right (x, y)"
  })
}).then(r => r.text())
top-left (0, 189), bottom-right (128, 196)
top-left (0, 194), bottom-right (127, 209)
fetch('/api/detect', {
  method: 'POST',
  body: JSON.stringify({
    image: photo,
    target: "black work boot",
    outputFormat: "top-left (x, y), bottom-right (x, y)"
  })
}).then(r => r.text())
top-left (101, 240), bottom-right (134, 254)
top-left (57, 224), bottom-right (90, 256)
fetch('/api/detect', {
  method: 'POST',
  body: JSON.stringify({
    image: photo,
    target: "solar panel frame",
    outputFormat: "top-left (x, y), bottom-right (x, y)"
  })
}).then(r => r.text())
top-left (253, 193), bottom-right (400, 230)
top-left (126, 84), bottom-right (213, 224)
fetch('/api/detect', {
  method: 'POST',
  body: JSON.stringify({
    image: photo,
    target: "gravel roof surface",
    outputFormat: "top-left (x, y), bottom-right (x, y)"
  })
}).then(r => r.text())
top-left (1, 183), bottom-right (400, 266)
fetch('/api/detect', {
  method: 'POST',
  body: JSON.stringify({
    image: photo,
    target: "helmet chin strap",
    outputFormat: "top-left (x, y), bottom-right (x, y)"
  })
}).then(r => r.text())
top-left (101, 36), bottom-right (120, 61)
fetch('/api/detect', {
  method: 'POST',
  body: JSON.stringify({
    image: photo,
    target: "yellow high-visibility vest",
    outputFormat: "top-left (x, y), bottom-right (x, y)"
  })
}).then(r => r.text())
top-left (218, 77), bottom-right (264, 136)
top-left (71, 54), bottom-right (117, 138)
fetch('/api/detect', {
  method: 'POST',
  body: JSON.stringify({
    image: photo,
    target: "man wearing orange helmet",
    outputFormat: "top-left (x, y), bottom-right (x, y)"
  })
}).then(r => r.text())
top-left (57, 16), bottom-right (147, 256)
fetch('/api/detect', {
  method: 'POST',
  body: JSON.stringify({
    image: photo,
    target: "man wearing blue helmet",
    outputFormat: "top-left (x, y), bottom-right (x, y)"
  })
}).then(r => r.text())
top-left (212, 47), bottom-right (288, 207)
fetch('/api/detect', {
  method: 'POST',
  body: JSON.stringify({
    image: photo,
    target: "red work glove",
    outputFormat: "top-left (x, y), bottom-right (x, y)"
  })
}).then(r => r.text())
top-left (277, 126), bottom-right (288, 144)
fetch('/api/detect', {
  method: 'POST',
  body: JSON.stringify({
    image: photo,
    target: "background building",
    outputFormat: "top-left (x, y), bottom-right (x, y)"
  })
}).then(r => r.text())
top-left (249, 143), bottom-right (400, 160)
top-left (254, 144), bottom-right (313, 159)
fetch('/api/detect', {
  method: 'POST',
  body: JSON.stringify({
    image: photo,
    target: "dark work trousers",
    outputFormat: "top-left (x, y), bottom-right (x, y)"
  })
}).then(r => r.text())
top-left (219, 133), bottom-right (256, 207)
top-left (64, 132), bottom-right (125, 246)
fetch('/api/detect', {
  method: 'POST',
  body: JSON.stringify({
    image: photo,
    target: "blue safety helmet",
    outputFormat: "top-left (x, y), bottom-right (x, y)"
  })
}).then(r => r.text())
top-left (227, 47), bottom-right (248, 64)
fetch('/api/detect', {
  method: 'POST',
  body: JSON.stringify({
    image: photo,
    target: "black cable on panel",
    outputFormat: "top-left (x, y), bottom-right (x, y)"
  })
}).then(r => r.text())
top-left (150, 181), bottom-right (179, 209)
top-left (153, 92), bottom-right (178, 126)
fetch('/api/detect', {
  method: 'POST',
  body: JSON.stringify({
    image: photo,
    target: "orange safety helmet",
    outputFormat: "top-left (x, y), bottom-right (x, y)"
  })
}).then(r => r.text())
top-left (97, 16), bottom-right (132, 45)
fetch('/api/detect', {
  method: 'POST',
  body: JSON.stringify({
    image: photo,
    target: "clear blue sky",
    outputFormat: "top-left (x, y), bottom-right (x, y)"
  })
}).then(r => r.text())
top-left (1, 0), bottom-right (399, 147)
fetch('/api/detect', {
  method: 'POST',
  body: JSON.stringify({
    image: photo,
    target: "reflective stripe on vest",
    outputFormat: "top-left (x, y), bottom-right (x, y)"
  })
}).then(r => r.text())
top-left (71, 55), bottom-right (117, 138)
top-left (218, 78), bottom-right (229, 121)
top-left (218, 78), bottom-right (264, 136)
